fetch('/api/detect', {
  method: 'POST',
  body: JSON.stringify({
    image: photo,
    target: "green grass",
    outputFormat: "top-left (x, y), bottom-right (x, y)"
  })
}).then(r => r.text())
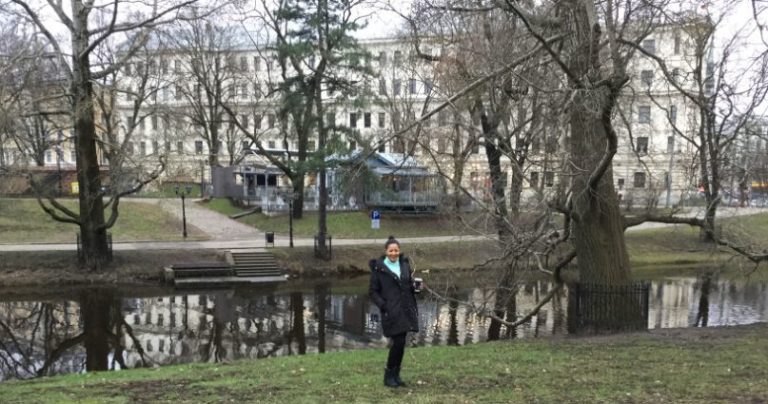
top-left (0, 198), bottom-right (207, 243)
top-left (2, 324), bottom-right (766, 403)
top-left (201, 198), bottom-right (485, 238)
top-left (625, 211), bottom-right (768, 280)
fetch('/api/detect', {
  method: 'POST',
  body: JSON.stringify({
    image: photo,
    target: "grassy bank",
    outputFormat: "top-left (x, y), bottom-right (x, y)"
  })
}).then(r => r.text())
top-left (271, 240), bottom-right (504, 275)
top-left (0, 198), bottom-right (206, 243)
top-left (0, 250), bottom-right (223, 287)
top-left (2, 323), bottom-right (766, 403)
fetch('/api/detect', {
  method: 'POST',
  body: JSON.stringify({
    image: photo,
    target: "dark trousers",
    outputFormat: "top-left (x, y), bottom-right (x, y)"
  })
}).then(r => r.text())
top-left (386, 333), bottom-right (407, 369)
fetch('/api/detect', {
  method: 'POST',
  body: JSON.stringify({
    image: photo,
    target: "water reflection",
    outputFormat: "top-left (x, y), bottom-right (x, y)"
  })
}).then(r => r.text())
top-left (0, 277), bottom-right (766, 381)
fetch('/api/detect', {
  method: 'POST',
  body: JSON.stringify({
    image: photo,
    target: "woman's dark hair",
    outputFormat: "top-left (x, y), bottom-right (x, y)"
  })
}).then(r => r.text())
top-left (384, 235), bottom-right (400, 249)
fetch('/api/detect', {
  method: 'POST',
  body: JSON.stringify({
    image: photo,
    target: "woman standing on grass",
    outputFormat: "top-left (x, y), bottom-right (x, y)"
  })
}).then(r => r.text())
top-left (369, 235), bottom-right (420, 388)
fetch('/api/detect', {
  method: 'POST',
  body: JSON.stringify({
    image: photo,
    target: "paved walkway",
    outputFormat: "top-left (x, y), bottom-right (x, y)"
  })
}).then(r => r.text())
top-left (0, 201), bottom-right (764, 252)
top-left (131, 198), bottom-right (263, 241)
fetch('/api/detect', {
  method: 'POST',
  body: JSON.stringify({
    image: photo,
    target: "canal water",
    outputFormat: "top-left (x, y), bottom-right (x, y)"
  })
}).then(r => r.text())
top-left (0, 275), bottom-right (766, 381)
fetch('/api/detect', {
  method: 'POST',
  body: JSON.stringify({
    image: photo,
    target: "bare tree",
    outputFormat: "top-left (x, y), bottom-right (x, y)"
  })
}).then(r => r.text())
top-left (623, 4), bottom-right (768, 241)
top-left (3, 0), bottom-right (206, 270)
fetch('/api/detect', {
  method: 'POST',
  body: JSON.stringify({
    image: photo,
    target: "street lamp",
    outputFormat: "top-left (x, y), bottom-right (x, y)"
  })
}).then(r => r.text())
top-left (175, 184), bottom-right (193, 238)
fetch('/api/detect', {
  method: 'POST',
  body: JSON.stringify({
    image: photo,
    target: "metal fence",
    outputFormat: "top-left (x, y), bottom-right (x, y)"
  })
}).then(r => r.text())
top-left (567, 281), bottom-right (650, 334)
top-left (76, 233), bottom-right (113, 263)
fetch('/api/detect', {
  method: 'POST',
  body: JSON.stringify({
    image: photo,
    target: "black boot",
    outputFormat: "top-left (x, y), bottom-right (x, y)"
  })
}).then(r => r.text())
top-left (384, 367), bottom-right (399, 388)
top-left (393, 366), bottom-right (406, 387)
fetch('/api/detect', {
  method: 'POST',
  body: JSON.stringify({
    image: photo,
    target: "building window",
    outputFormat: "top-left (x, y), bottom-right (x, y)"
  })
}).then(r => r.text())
top-left (349, 140), bottom-right (356, 150)
top-left (424, 79), bottom-right (433, 94)
top-left (437, 138), bottom-right (446, 153)
top-left (177, 141), bottom-right (183, 154)
top-left (175, 85), bottom-right (182, 100)
top-left (641, 70), bottom-right (653, 86)
top-left (268, 114), bottom-right (275, 129)
top-left (45, 150), bottom-right (52, 163)
top-left (349, 113), bottom-right (358, 128)
top-left (378, 51), bottom-right (387, 66)
top-left (674, 33), bottom-right (681, 55)
top-left (326, 112), bottom-right (336, 128)
top-left (253, 57), bottom-right (260, 71)
top-left (642, 39), bottom-right (656, 55)
top-left (152, 141), bottom-right (159, 155)
top-left (268, 140), bottom-right (276, 149)
top-left (378, 140), bottom-right (386, 153)
top-left (242, 140), bottom-right (250, 151)
top-left (308, 140), bottom-right (316, 151)
top-left (393, 79), bottom-right (401, 96)
top-left (671, 68), bottom-right (680, 83)
top-left (378, 78), bottom-right (387, 96)
top-left (668, 105), bottom-right (677, 124)
top-left (164, 141), bottom-right (171, 153)
top-left (195, 140), bottom-right (203, 155)
top-left (394, 50), bottom-right (402, 65)
top-left (633, 172), bottom-right (646, 188)
top-left (438, 111), bottom-right (448, 126)
top-left (617, 178), bottom-right (625, 190)
top-left (364, 112), bottom-right (371, 128)
top-left (241, 114), bottom-right (249, 129)
top-left (70, 150), bottom-right (76, 162)
top-left (378, 112), bottom-right (386, 128)
top-left (545, 136), bottom-right (558, 153)
top-left (638, 106), bottom-right (651, 123)
top-left (240, 56), bottom-right (248, 71)
top-left (544, 171), bottom-right (555, 187)
top-left (254, 114), bottom-right (262, 129)
top-left (125, 142), bottom-right (134, 156)
top-left (530, 171), bottom-right (539, 188)
top-left (408, 78), bottom-right (417, 94)
top-left (667, 136), bottom-right (675, 153)
top-left (531, 138), bottom-right (541, 154)
top-left (635, 137), bottom-right (648, 154)
top-left (471, 139), bottom-right (480, 154)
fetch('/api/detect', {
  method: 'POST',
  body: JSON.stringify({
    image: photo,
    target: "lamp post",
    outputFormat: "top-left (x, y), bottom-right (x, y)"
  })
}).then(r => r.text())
top-left (175, 184), bottom-right (192, 238)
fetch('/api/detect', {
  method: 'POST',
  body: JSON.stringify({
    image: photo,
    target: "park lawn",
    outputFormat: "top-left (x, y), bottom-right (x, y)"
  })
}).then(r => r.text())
top-left (626, 211), bottom-right (768, 280)
top-left (1, 324), bottom-right (766, 403)
top-left (200, 198), bottom-right (490, 238)
top-left (0, 198), bottom-right (206, 243)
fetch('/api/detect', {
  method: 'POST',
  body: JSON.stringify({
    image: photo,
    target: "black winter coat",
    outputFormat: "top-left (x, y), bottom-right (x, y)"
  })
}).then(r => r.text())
top-left (369, 255), bottom-right (419, 337)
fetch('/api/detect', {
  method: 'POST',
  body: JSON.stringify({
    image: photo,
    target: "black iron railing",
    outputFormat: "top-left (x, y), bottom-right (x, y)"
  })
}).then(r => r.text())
top-left (568, 281), bottom-right (650, 334)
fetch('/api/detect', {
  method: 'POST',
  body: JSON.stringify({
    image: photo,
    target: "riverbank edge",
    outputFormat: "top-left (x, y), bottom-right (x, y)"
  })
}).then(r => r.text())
top-left (0, 238), bottom-right (758, 289)
top-left (1, 322), bottom-right (767, 403)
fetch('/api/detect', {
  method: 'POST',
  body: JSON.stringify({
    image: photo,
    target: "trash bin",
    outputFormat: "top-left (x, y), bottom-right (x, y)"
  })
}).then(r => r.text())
top-left (265, 232), bottom-right (275, 247)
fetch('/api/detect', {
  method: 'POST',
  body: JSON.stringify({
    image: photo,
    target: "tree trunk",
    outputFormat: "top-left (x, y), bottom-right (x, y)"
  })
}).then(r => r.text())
top-left (567, 0), bottom-right (631, 286)
top-left (482, 121), bottom-right (511, 241)
top-left (72, 1), bottom-right (109, 271)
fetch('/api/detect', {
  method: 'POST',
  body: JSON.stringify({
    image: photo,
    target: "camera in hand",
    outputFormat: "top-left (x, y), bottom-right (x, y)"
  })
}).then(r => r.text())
top-left (413, 277), bottom-right (423, 293)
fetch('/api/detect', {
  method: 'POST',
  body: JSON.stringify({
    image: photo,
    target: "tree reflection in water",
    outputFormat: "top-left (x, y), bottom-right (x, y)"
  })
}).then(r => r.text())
top-left (1, 276), bottom-right (767, 381)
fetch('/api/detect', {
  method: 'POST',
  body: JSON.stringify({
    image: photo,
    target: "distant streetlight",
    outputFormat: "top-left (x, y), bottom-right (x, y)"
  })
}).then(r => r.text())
top-left (175, 184), bottom-right (193, 238)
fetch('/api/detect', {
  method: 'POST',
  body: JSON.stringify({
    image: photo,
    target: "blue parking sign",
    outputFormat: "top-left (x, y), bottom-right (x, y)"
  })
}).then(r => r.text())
top-left (371, 210), bottom-right (381, 220)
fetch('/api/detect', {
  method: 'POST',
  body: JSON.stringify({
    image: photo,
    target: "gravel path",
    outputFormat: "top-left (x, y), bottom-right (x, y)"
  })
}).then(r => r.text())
top-left (130, 198), bottom-right (264, 241)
